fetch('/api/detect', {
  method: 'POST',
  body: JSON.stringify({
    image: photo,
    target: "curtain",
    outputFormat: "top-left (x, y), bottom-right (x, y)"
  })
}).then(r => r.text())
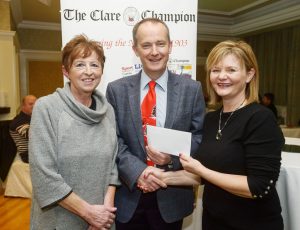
top-left (245, 25), bottom-right (300, 126)
top-left (287, 26), bottom-right (300, 126)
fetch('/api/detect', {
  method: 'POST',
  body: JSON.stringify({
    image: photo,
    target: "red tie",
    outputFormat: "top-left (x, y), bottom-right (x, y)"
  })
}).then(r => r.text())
top-left (141, 81), bottom-right (156, 166)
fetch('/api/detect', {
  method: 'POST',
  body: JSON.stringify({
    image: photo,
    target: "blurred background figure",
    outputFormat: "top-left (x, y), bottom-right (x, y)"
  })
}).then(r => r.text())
top-left (9, 95), bottom-right (37, 163)
top-left (261, 92), bottom-right (278, 119)
top-left (4, 95), bottom-right (36, 198)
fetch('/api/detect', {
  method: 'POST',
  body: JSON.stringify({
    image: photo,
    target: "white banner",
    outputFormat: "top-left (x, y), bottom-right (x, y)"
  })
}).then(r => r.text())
top-left (60, 0), bottom-right (198, 93)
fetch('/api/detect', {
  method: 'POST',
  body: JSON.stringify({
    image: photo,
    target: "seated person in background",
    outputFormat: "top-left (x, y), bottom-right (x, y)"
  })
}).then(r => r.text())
top-left (261, 92), bottom-right (278, 119)
top-left (9, 95), bottom-right (37, 163)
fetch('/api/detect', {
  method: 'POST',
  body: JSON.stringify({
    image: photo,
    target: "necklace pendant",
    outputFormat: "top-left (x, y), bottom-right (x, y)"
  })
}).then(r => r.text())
top-left (216, 130), bottom-right (222, 141)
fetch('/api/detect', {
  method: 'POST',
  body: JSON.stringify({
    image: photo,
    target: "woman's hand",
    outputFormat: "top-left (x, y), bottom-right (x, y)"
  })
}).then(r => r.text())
top-left (179, 154), bottom-right (203, 175)
top-left (88, 224), bottom-right (111, 230)
top-left (85, 204), bottom-right (116, 229)
top-left (142, 166), bottom-right (166, 182)
top-left (137, 166), bottom-right (167, 193)
top-left (59, 192), bottom-right (116, 229)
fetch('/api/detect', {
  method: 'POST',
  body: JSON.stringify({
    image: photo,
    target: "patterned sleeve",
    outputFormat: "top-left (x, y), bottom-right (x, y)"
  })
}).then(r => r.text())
top-left (16, 124), bottom-right (30, 138)
top-left (244, 109), bottom-right (284, 199)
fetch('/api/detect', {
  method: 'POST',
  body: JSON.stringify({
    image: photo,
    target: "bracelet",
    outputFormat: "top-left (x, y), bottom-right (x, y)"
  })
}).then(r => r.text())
top-left (167, 159), bottom-right (173, 169)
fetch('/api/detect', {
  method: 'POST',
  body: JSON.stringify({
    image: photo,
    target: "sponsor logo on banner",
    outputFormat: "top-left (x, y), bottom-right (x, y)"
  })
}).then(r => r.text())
top-left (121, 64), bottom-right (142, 77)
top-left (168, 58), bottom-right (192, 78)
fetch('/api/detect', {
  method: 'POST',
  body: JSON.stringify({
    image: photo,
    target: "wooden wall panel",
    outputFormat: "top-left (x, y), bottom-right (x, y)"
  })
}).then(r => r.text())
top-left (28, 61), bottom-right (63, 98)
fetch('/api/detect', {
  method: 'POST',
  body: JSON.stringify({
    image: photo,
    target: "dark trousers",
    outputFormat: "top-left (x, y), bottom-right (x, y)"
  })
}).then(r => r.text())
top-left (116, 192), bottom-right (183, 230)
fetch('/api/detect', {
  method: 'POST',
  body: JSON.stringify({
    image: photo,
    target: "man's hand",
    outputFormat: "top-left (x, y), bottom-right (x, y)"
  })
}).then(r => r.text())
top-left (137, 166), bottom-right (167, 193)
top-left (146, 145), bottom-right (172, 166)
top-left (143, 166), bottom-right (166, 182)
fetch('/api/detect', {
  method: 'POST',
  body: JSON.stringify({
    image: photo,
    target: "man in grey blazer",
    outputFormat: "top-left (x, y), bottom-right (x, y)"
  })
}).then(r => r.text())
top-left (106, 18), bottom-right (205, 230)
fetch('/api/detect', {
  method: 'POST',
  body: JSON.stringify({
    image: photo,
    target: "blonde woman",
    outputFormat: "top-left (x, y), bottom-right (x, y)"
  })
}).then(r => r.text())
top-left (146, 40), bottom-right (284, 230)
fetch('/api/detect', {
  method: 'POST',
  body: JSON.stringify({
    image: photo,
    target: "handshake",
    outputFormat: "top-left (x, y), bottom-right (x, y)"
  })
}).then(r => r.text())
top-left (137, 145), bottom-right (202, 193)
top-left (137, 166), bottom-right (167, 193)
top-left (137, 145), bottom-right (200, 192)
top-left (136, 145), bottom-right (173, 193)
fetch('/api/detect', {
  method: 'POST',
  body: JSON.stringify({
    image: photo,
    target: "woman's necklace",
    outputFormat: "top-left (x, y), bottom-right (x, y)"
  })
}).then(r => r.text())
top-left (216, 99), bottom-right (246, 141)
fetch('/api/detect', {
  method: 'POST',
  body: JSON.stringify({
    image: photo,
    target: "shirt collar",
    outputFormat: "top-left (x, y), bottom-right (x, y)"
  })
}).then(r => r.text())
top-left (141, 69), bottom-right (168, 92)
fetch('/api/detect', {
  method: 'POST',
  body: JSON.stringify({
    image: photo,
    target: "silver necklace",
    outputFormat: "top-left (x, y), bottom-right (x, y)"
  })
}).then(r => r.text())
top-left (216, 99), bottom-right (246, 141)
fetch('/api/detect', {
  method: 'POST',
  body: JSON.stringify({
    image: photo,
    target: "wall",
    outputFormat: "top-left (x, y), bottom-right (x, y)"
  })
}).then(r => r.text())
top-left (0, 1), bottom-right (19, 120)
top-left (0, 1), bottom-right (11, 31)
top-left (196, 40), bottom-right (218, 98)
top-left (28, 60), bottom-right (63, 98)
top-left (18, 28), bottom-right (61, 51)
top-left (0, 32), bottom-right (19, 120)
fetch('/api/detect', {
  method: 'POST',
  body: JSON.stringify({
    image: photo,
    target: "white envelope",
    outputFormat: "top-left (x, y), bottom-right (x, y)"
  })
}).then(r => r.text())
top-left (146, 125), bottom-right (191, 156)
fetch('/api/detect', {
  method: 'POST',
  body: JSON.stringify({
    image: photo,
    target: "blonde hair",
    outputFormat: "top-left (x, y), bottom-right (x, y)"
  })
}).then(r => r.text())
top-left (206, 40), bottom-right (259, 106)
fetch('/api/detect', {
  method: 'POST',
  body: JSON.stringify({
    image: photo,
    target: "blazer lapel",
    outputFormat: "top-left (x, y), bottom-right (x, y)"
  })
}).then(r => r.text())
top-left (128, 74), bottom-right (145, 150)
top-left (165, 72), bottom-right (180, 129)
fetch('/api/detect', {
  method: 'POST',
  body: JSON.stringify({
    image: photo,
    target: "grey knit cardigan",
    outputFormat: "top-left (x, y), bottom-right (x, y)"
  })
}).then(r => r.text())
top-left (29, 83), bottom-right (119, 230)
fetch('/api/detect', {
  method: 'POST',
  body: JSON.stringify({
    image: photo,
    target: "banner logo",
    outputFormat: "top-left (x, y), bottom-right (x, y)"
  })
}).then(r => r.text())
top-left (123, 7), bottom-right (140, 26)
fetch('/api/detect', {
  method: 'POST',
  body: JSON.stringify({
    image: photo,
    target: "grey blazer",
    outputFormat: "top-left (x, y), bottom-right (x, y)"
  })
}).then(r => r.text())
top-left (106, 70), bottom-right (205, 223)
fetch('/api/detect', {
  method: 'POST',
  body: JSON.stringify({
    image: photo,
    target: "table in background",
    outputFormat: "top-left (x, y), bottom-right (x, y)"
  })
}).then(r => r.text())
top-left (277, 151), bottom-right (300, 230)
top-left (281, 126), bottom-right (300, 138)
top-left (283, 137), bottom-right (300, 152)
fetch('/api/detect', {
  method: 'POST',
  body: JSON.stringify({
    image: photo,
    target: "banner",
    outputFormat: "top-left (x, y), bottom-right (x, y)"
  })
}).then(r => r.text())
top-left (60, 0), bottom-right (198, 93)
